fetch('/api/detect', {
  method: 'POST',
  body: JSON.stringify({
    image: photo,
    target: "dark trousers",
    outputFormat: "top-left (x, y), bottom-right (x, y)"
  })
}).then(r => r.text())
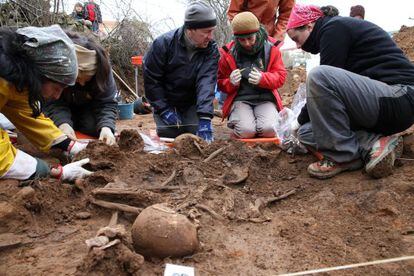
top-left (298, 65), bottom-right (414, 163)
top-left (153, 106), bottom-right (199, 138)
top-left (72, 107), bottom-right (99, 137)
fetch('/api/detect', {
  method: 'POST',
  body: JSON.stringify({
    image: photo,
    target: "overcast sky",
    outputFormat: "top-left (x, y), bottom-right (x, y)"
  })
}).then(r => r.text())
top-left (67, 0), bottom-right (414, 44)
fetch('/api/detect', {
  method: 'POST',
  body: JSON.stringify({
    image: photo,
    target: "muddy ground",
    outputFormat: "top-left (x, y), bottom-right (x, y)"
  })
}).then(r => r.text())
top-left (1, 26), bottom-right (414, 276)
top-left (0, 113), bottom-right (413, 275)
top-left (393, 25), bottom-right (414, 62)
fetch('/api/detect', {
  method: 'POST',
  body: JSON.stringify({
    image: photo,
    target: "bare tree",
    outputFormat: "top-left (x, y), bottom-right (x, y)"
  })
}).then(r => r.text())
top-left (0, 0), bottom-right (69, 27)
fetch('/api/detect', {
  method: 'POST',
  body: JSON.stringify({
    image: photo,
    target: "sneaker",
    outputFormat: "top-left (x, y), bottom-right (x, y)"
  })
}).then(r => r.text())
top-left (365, 136), bottom-right (403, 179)
top-left (308, 158), bottom-right (363, 179)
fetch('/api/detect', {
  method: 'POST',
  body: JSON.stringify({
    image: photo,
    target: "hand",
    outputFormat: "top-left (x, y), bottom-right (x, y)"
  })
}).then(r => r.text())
top-left (197, 118), bottom-right (214, 143)
top-left (160, 108), bottom-right (182, 126)
top-left (230, 69), bottom-right (242, 86)
top-left (59, 123), bottom-right (77, 140)
top-left (99, 127), bottom-right (116, 145)
top-left (290, 119), bottom-right (300, 132)
top-left (66, 140), bottom-right (88, 157)
top-left (61, 158), bottom-right (93, 182)
top-left (248, 68), bottom-right (262, 85)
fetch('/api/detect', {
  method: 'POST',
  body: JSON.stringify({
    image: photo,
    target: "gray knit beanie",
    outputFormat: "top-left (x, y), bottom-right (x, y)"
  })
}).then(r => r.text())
top-left (184, 1), bottom-right (217, 29)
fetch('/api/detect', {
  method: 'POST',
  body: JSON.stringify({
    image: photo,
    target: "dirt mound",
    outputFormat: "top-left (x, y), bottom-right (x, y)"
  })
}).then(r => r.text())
top-left (76, 243), bottom-right (144, 276)
top-left (118, 129), bottom-right (144, 151)
top-left (393, 25), bottom-right (414, 62)
top-left (278, 66), bottom-right (307, 107)
top-left (1, 116), bottom-right (413, 275)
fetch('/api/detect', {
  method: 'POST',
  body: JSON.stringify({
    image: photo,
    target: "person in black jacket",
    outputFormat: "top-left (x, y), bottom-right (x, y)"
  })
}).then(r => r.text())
top-left (44, 32), bottom-right (118, 145)
top-left (143, 1), bottom-right (219, 142)
top-left (286, 4), bottom-right (414, 179)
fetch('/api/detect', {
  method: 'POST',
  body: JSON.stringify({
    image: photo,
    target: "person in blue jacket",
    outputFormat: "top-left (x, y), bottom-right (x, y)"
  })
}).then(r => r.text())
top-left (143, 1), bottom-right (219, 143)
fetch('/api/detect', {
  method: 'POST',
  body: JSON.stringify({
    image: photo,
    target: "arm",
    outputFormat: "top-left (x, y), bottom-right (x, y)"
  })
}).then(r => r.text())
top-left (143, 37), bottom-right (170, 114)
top-left (2, 91), bottom-right (64, 152)
top-left (217, 49), bottom-right (238, 95)
top-left (83, 4), bottom-right (89, 19)
top-left (274, 0), bottom-right (295, 41)
top-left (227, 0), bottom-right (242, 21)
top-left (195, 45), bottom-right (220, 119)
top-left (92, 69), bottom-right (118, 133)
top-left (95, 3), bottom-right (103, 23)
top-left (319, 21), bottom-right (352, 68)
top-left (258, 47), bottom-right (287, 89)
top-left (43, 95), bottom-right (74, 128)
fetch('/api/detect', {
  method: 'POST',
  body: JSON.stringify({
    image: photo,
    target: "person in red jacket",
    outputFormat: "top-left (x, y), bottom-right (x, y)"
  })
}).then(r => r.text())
top-left (227, 0), bottom-right (295, 43)
top-left (218, 12), bottom-right (286, 138)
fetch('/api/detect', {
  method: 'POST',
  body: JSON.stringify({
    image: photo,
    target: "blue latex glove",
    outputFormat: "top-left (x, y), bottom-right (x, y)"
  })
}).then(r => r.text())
top-left (197, 118), bottom-right (214, 143)
top-left (160, 108), bottom-right (181, 126)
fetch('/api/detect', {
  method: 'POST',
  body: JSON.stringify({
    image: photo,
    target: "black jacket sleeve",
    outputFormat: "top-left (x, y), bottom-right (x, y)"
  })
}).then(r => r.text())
top-left (143, 37), bottom-right (169, 114)
top-left (43, 98), bottom-right (74, 127)
top-left (195, 44), bottom-right (219, 118)
top-left (92, 69), bottom-right (118, 133)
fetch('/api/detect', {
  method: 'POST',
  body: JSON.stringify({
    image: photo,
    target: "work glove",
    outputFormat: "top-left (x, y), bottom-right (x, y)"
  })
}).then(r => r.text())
top-left (59, 123), bottom-right (77, 140)
top-left (197, 118), bottom-right (214, 143)
top-left (99, 127), bottom-right (116, 146)
top-left (66, 140), bottom-right (88, 158)
top-left (50, 158), bottom-right (93, 182)
top-left (290, 119), bottom-right (300, 134)
top-left (230, 69), bottom-right (242, 86)
top-left (248, 68), bottom-right (263, 85)
top-left (160, 108), bottom-right (182, 126)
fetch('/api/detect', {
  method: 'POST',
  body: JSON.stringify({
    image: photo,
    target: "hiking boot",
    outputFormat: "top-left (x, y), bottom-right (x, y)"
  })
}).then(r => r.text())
top-left (308, 158), bottom-right (363, 179)
top-left (365, 135), bottom-right (403, 179)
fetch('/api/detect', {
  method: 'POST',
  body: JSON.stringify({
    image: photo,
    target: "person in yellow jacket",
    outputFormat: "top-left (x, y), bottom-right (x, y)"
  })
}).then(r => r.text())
top-left (0, 25), bottom-right (92, 181)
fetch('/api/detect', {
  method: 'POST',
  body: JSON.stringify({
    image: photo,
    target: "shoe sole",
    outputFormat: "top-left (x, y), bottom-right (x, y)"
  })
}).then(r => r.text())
top-left (308, 160), bottom-right (363, 180)
top-left (365, 136), bottom-right (403, 179)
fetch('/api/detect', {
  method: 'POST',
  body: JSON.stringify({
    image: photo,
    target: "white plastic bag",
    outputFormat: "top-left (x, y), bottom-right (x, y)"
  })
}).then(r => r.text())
top-left (276, 83), bottom-right (307, 140)
top-left (276, 83), bottom-right (308, 154)
top-left (139, 132), bottom-right (168, 154)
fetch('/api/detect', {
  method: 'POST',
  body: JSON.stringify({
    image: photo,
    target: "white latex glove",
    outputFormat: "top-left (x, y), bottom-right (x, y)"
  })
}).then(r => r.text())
top-left (50, 158), bottom-right (92, 182)
top-left (230, 69), bottom-right (242, 86)
top-left (248, 68), bottom-right (262, 85)
top-left (290, 119), bottom-right (300, 132)
top-left (99, 127), bottom-right (116, 145)
top-left (66, 140), bottom-right (89, 157)
top-left (59, 123), bottom-right (77, 140)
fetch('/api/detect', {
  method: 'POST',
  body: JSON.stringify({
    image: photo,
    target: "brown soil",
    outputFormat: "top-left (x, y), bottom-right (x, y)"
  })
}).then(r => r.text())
top-left (1, 29), bottom-right (414, 272)
top-left (118, 129), bottom-right (144, 152)
top-left (278, 66), bottom-right (307, 107)
top-left (393, 25), bottom-right (414, 62)
top-left (1, 114), bottom-right (413, 275)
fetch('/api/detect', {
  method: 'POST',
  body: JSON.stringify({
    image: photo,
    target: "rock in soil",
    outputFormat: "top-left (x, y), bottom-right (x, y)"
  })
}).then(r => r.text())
top-left (76, 243), bottom-right (144, 276)
top-left (75, 212), bottom-right (92, 220)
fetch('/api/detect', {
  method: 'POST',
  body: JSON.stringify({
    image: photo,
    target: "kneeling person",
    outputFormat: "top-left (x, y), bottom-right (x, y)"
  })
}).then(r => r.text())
top-left (143, 1), bottom-right (219, 142)
top-left (218, 12), bottom-right (286, 138)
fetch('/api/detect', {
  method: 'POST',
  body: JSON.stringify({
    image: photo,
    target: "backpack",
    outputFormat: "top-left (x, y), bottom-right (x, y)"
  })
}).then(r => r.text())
top-left (85, 3), bottom-right (96, 22)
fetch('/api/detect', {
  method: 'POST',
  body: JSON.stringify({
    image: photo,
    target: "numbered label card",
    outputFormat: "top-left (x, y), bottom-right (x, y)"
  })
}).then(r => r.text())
top-left (164, 264), bottom-right (195, 276)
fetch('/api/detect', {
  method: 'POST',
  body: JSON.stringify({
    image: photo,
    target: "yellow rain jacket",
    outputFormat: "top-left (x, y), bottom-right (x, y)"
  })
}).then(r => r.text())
top-left (0, 77), bottom-right (63, 176)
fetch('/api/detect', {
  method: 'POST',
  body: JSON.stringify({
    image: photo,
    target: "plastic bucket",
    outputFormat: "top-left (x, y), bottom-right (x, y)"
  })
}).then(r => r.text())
top-left (118, 102), bottom-right (134, 120)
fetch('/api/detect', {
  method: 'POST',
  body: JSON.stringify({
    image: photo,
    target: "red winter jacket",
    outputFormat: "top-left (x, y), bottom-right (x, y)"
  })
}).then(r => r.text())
top-left (218, 40), bottom-right (286, 119)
